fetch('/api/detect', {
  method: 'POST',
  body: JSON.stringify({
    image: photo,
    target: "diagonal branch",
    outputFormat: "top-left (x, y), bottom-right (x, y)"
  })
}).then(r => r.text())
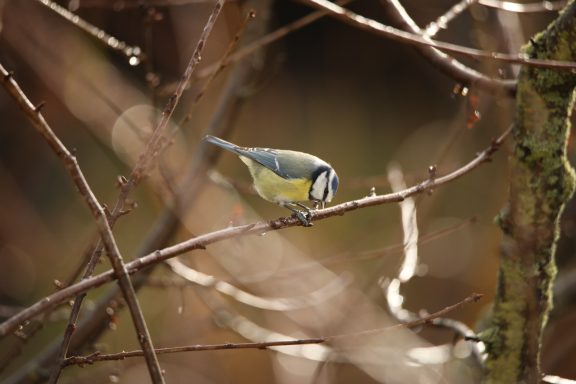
top-left (423, 0), bottom-right (476, 37)
top-left (478, 0), bottom-right (567, 13)
top-left (63, 292), bottom-right (483, 366)
top-left (0, 65), bottom-right (165, 383)
top-left (0, 2), bottom-right (261, 381)
top-left (0, 125), bottom-right (512, 337)
top-left (44, 1), bottom-right (226, 382)
top-left (35, 0), bottom-right (144, 64)
top-left (298, 0), bottom-right (576, 71)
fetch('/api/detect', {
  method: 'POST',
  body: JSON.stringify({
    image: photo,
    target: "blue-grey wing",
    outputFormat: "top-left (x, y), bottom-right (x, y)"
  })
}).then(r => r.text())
top-left (237, 148), bottom-right (292, 179)
top-left (204, 136), bottom-right (319, 180)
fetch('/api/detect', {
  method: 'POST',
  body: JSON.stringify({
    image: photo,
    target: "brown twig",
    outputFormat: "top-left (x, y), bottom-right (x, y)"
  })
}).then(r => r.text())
top-left (300, 0), bottom-right (576, 71)
top-left (64, 339), bottom-right (327, 366)
top-left (45, 1), bottom-right (226, 382)
top-left (332, 292), bottom-right (484, 339)
top-left (164, 258), bottom-right (352, 310)
top-left (195, 0), bottom-right (353, 80)
top-left (423, 0), bottom-right (477, 37)
top-left (149, 216), bottom-right (476, 284)
top-left (478, 0), bottom-right (567, 13)
top-left (0, 65), bottom-right (165, 383)
top-left (35, 0), bottom-right (144, 64)
top-left (0, 126), bottom-right (511, 337)
top-left (63, 292), bottom-right (483, 366)
top-left (127, 0), bottom-right (225, 186)
top-left (1, 2), bottom-right (259, 381)
top-left (76, 0), bottom-right (220, 7)
top-left (181, 9), bottom-right (256, 124)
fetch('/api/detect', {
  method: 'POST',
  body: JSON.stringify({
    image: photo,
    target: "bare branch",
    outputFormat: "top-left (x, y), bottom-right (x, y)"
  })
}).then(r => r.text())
top-left (47, 1), bottom-right (226, 382)
top-left (195, 0), bottom-right (353, 80)
top-left (424, 0), bottom-right (477, 37)
top-left (478, 0), bottom-right (567, 13)
top-left (35, 0), bottom-right (144, 64)
top-left (64, 338), bottom-right (327, 366)
top-left (0, 65), bottom-right (165, 383)
top-left (333, 293), bottom-right (484, 340)
top-left (0, 126), bottom-right (511, 337)
top-left (300, 0), bottom-right (576, 71)
top-left (128, 0), bottom-right (225, 185)
top-left (75, 0), bottom-right (225, 7)
top-left (63, 293), bottom-right (483, 366)
top-left (165, 258), bottom-right (352, 310)
top-left (179, 9), bottom-right (256, 127)
top-left (1, 1), bottom-right (265, 380)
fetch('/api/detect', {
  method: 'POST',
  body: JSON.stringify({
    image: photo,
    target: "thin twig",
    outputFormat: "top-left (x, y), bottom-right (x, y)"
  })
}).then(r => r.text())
top-left (332, 292), bottom-right (484, 339)
top-left (424, 0), bottom-right (476, 37)
top-left (63, 293), bottom-right (483, 366)
top-left (301, 0), bottom-right (576, 71)
top-left (1, 2), bottom-right (259, 380)
top-left (127, 0), bottom-right (225, 185)
top-left (35, 0), bottom-right (144, 64)
top-left (380, 0), bottom-right (514, 94)
top-left (0, 126), bottom-right (511, 337)
top-left (76, 0), bottom-right (219, 7)
top-left (0, 65), bottom-right (165, 383)
top-left (478, 0), bottom-right (567, 13)
top-left (148, 217), bottom-right (475, 284)
top-left (64, 338), bottom-right (327, 366)
top-left (165, 259), bottom-right (352, 310)
top-left (47, 1), bottom-right (225, 382)
top-left (195, 0), bottom-right (353, 80)
top-left (182, 10), bottom-right (256, 124)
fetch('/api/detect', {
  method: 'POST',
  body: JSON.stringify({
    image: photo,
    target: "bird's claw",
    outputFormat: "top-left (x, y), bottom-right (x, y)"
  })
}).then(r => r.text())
top-left (293, 210), bottom-right (313, 227)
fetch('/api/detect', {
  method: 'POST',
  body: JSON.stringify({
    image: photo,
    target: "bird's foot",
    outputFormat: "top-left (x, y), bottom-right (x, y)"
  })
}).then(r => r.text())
top-left (293, 209), bottom-right (313, 227)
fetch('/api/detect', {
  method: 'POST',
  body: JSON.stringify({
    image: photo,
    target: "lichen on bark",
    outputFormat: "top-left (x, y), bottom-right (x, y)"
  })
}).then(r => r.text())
top-left (485, 2), bottom-right (576, 383)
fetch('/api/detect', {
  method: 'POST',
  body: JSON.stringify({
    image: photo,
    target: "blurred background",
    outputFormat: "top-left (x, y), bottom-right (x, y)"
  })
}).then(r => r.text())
top-left (0, 0), bottom-right (574, 383)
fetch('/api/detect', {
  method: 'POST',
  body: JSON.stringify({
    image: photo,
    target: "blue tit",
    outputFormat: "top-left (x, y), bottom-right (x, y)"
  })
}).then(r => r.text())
top-left (205, 135), bottom-right (339, 226)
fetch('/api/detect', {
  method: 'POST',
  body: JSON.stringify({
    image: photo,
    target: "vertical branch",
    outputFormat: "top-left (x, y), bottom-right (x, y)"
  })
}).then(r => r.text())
top-left (44, 1), bottom-right (226, 382)
top-left (127, 0), bottom-right (225, 185)
top-left (487, 2), bottom-right (576, 383)
top-left (2, 0), bottom-right (266, 381)
top-left (0, 65), bottom-right (165, 383)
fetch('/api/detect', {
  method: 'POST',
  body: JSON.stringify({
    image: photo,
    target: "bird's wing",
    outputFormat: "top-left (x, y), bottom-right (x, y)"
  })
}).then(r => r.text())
top-left (236, 148), bottom-right (294, 179)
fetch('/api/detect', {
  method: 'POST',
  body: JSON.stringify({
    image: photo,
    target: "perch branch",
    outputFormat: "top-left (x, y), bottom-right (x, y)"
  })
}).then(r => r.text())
top-left (0, 125), bottom-right (511, 337)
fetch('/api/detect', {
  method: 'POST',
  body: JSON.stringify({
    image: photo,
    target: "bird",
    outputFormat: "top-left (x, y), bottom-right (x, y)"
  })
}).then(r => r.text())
top-left (204, 135), bottom-right (339, 226)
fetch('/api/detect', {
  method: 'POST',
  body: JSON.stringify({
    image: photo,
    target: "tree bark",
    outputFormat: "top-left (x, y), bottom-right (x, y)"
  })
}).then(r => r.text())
top-left (486, 2), bottom-right (576, 383)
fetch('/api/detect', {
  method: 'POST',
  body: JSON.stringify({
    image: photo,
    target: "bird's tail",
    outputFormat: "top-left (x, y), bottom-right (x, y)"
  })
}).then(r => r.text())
top-left (204, 135), bottom-right (244, 156)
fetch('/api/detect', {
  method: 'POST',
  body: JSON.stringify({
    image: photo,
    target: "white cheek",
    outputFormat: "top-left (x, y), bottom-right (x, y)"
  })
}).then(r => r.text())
top-left (311, 172), bottom-right (328, 201)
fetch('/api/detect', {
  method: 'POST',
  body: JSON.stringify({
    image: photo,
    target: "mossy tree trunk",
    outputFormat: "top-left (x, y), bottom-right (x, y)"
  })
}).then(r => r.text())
top-left (486, 2), bottom-right (576, 383)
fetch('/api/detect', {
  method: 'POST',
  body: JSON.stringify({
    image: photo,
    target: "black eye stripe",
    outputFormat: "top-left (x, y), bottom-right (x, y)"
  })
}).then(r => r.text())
top-left (323, 173), bottom-right (330, 201)
top-left (310, 165), bottom-right (330, 182)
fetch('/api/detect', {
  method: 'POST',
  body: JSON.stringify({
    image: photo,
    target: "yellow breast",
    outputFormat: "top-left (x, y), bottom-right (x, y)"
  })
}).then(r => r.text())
top-left (241, 157), bottom-right (311, 203)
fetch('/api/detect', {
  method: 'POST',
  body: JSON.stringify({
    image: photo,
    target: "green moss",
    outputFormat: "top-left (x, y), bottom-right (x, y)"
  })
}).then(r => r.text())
top-left (485, 2), bottom-right (576, 382)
